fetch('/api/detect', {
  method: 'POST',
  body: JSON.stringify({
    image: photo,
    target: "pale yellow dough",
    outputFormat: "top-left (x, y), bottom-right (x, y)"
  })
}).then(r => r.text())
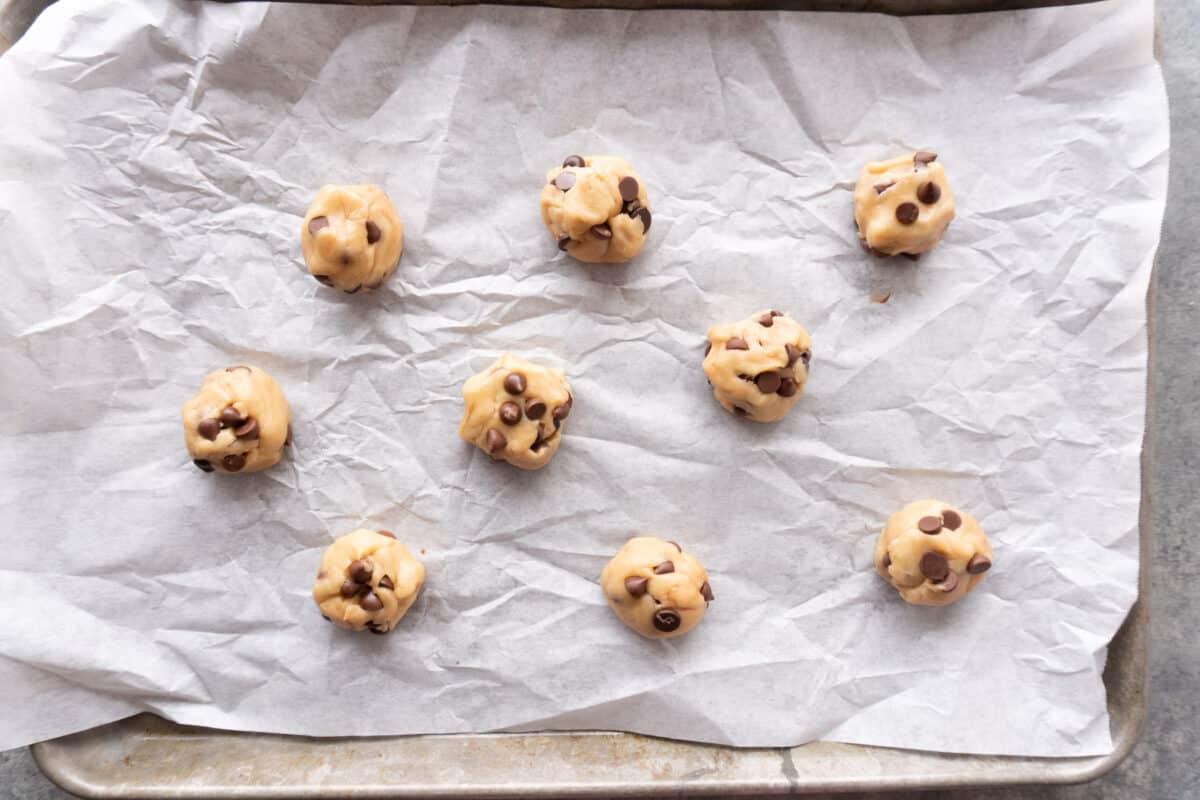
top-left (540, 155), bottom-right (651, 264)
top-left (600, 537), bottom-right (712, 640)
top-left (702, 310), bottom-right (812, 423)
top-left (875, 499), bottom-right (993, 607)
top-left (182, 365), bottom-right (291, 474)
top-left (458, 353), bottom-right (572, 470)
top-left (301, 184), bottom-right (403, 293)
top-left (853, 151), bottom-right (955, 256)
top-left (313, 529), bottom-right (425, 634)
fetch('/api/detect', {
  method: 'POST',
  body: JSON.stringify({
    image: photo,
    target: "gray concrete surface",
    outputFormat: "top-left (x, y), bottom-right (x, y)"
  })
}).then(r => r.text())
top-left (2, 0), bottom-right (1197, 797)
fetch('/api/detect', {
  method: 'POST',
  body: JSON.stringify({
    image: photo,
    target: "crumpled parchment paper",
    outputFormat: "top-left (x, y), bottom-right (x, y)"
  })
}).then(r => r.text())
top-left (0, 0), bottom-right (1166, 756)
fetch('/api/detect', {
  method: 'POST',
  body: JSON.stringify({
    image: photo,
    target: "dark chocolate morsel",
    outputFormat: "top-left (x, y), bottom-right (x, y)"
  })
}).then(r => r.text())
top-left (193, 459), bottom-right (214, 472)
top-left (361, 592), bottom-right (384, 612)
top-left (525, 398), bottom-right (547, 419)
top-left (554, 171), bottom-right (577, 191)
top-left (307, 216), bottom-right (329, 235)
top-left (365, 220), bottom-right (382, 244)
top-left (234, 418), bottom-right (259, 439)
top-left (499, 401), bottom-right (521, 425)
top-left (913, 150), bottom-right (938, 165)
top-left (378, 575), bottom-right (395, 591)
top-left (562, 155), bottom-right (585, 168)
top-left (967, 554), bottom-right (992, 574)
top-left (918, 516), bottom-right (943, 534)
top-left (618, 176), bottom-right (639, 202)
top-left (941, 510), bottom-right (962, 530)
top-left (653, 609), bottom-right (682, 633)
top-left (653, 560), bottom-right (675, 575)
top-left (340, 580), bottom-right (361, 598)
top-left (725, 337), bottom-right (749, 351)
top-left (756, 372), bottom-right (782, 394)
top-left (197, 418), bottom-right (221, 441)
top-left (920, 551), bottom-right (950, 582)
top-left (917, 182), bottom-right (942, 204)
top-left (348, 559), bottom-right (374, 584)
top-left (700, 581), bottom-right (714, 602)
top-left (503, 372), bottom-right (527, 395)
top-left (219, 407), bottom-right (244, 427)
top-left (486, 428), bottom-right (507, 455)
top-left (895, 202), bottom-right (919, 225)
top-left (625, 576), bottom-right (648, 597)
top-left (221, 453), bottom-right (246, 472)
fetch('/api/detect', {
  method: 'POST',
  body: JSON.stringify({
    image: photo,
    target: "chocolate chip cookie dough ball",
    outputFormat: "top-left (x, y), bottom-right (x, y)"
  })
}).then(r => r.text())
top-left (540, 155), bottom-right (652, 263)
top-left (313, 529), bottom-right (425, 634)
top-left (854, 151), bottom-right (955, 257)
top-left (702, 310), bottom-right (812, 423)
top-left (182, 365), bottom-right (291, 474)
top-left (458, 353), bottom-right (573, 471)
top-left (301, 184), bottom-right (403, 293)
top-left (601, 537), bottom-right (713, 639)
top-left (875, 500), bottom-right (993, 606)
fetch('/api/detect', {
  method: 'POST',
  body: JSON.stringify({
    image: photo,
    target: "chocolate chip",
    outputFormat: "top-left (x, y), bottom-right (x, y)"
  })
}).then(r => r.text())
top-left (557, 236), bottom-right (572, 251)
top-left (378, 575), bottom-right (395, 591)
top-left (530, 428), bottom-right (546, 453)
top-left (874, 181), bottom-right (895, 194)
top-left (800, 350), bottom-right (812, 367)
top-left (667, 540), bottom-right (682, 552)
top-left (225, 365), bottom-right (251, 373)
top-left (503, 372), bottom-right (527, 395)
top-left (755, 372), bottom-right (782, 394)
top-left (777, 377), bottom-right (798, 397)
top-left (554, 171), bottom-right (576, 191)
top-left (618, 176), bottom-right (639, 202)
top-left (348, 559), bottom-right (374, 583)
top-left (917, 182), bottom-right (941, 204)
top-left (700, 581), bottom-right (713, 602)
top-left (920, 551), bottom-right (949, 582)
top-left (219, 407), bottom-right (244, 427)
top-left (882, 552), bottom-right (892, 570)
top-left (234, 418), bottom-right (258, 439)
top-left (918, 516), bottom-right (943, 534)
top-left (896, 203), bottom-right (919, 225)
top-left (486, 428), bottom-right (507, 455)
top-left (625, 200), bottom-right (643, 216)
top-left (913, 151), bottom-right (938, 165)
top-left (562, 155), bottom-right (585, 168)
top-left (376, 529), bottom-right (396, 539)
top-left (525, 398), bottom-right (547, 419)
top-left (365, 220), bottom-right (381, 244)
top-left (361, 592), bottom-right (383, 612)
top-left (734, 406), bottom-right (749, 417)
top-left (941, 509), bottom-right (962, 530)
top-left (193, 459), bottom-right (214, 472)
top-left (653, 560), bottom-right (675, 575)
top-left (344, 284), bottom-right (362, 294)
top-left (758, 312), bottom-right (774, 327)
top-left (653, 609), bottom-right (681, 632)
top-left (591, 223), bottom-right (612, 239)
top-left (704, 341), bottom-right (712, 358)
top-left (314, 274), bottom-right (333, 286)
top-left (938, 571), bottom-right (960, 592)
top-left (198, 418), bottom-right (221, 441)
top-left (634, 207), bottom-right (651, 234)
top-left (367, 625), bottom-right (388, 635)
top-left (221, 453), bottom-right (246, 472)
top-left (726, 337), bottom-right (749, 351)
top-left (307, 216), bottom-right (329, 235)
top-left (785, 344), bottom-right (803, 366)
top-left (285, 423), bottom-right (293, 446)
top-left (967, 554), bottom-right (992, 574)
top-left (340, 580), bottom-right (361, 598)
top-left (553, 394), bottom-right (573, 422)
top-left (625, 576), bottom-right (648, 597)
top-left (499, 401), bottom-right (521, 425)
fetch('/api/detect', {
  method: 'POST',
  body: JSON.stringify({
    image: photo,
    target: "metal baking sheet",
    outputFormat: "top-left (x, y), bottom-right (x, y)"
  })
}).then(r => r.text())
top-left (20, 0), bottom-right (1149, 795)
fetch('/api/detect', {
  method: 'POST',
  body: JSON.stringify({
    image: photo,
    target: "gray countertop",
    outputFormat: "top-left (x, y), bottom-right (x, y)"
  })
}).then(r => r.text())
top-left (2, 0), bottom-right (1197, 797)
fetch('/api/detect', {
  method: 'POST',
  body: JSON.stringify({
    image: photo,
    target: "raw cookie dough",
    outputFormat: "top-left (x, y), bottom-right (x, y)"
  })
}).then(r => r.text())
top-left (313, 528), bottom-right (425, 634)
top-left (600, 537), bottom-right (713, 639)
top-left (853, 151), bottom-right (955, 257)
top-left (458, 353), bottom-right (572, 470)
top-left (702, 310), bottom-right (812, 423)
top-left (182, 365), bottom-right (291, 474)
top-left (540, 155), bottom-right (652, 263)
top-left (301, 184), bottom-right (403, 293)
top-left (875, 499), bottom-right (993, 606)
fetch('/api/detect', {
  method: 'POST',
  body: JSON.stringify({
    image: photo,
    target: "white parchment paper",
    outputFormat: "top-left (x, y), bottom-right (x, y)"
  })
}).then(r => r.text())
top-left (0, 0), bottom-right (1166, 756)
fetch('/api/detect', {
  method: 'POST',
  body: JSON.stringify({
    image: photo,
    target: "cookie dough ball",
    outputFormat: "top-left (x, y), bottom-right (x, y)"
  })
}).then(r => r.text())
top-left (313, 529), bottom-right (425, 634)
top-left (600, 537), bottom-right (713, 639)
top-left (540, 155), bottom-right (652, 263)
top-left (301, 184), bottom-right (403, 293)
top-left (458, 353), bottom-right (573, 471)
top-left (182, 365), bottom-right (291, 474)
top-left (702, 310), bottom-right (812, 423)
top-left (854, 151), bottom-right (955, 257)
top-left (875, 500), bottom-right (993, 606)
